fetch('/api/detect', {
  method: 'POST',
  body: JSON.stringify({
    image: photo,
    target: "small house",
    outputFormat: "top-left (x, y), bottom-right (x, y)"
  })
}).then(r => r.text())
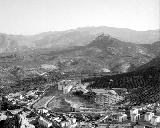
top-left (117, 113), bottom-right (127, 122)
top-left (144, 112), bottom-right (154, 121)
top-left (150, 116), bottom-right (160, 125)
top-left (38, 107), bottom-right (49, 114)
top-left (38, 116), bottom-right (52, 128)
top-left (130, 108), bottom-right (139, 115)
top-left (131, 113), bottom-right (140, 122)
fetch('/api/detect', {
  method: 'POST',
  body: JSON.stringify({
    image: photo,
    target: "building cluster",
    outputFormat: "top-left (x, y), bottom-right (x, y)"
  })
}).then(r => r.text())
top-left (0, 110), bottom-right (35, 128)
top-left (5, 90), bottom-right (44, 107)
top-left (36, 107), bottom-right (78, 128)
top-left (58, 79), bottom-right (88, 94)
top-left (97, 106), bottom-right (160, 128)
top-left (29, 103), bottom-right (160, 128)
top-left (1, 79), bottom-right (160, 128)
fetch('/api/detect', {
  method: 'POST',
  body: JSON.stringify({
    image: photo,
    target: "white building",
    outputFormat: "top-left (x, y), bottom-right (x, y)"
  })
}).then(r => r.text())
top-left (0, 113), bottom-right (7, 121)
top-left (38, 116), bottom-right (52, 128)
top-left (150, 116), bottom-right (160, 125)
top-left (63, 85), bottom-right (73, 94)
top-left (58, 80), bottom-right (72, 90)
top-left (19, 95), bottom-right (24, 100)
top-left (38, 108), bottom-right (49, 114)
top-left (130, 108), bottom-right (139, 115)
top-left (136, 106), bottom-right (143, 111)
top-left (61, 121), bottom-right (71, 128)
top-left (69, 118), bottom-right (76, 124)
top-left (144, 112), bottom-right (154, 121)
top-left (102, 68), bottom-right (110, 73)
top-left (131, 113), bottom-right (140, 122)
top-left (117, 113), bottom-right (127, 122)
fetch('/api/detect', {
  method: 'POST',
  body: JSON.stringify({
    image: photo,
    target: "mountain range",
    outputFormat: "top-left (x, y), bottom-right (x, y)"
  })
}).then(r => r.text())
top-left (0, 26), bottom-right (160, 53)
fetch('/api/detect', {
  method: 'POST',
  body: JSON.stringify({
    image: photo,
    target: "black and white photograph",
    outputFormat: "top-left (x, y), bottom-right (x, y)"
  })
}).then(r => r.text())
top-left (0, 0), bottom-right (160, 128)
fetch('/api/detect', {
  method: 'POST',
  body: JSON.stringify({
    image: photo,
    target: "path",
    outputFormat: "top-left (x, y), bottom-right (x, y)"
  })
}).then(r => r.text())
top-left (44, 96), bottom-right (55, 109)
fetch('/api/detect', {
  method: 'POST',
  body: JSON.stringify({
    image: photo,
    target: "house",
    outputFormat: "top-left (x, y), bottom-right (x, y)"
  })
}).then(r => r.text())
top-left (150, 115), bottom-right (160, 125)
top-left (0, 113), bottom-right (7, 121)
top-left (58, 80), bottom-right (72, 90)
top-left (61, 121), bottom-right (66, 128)
top-left (60, 121), bottom-right (71, 127)
top-left (68, 118), bottom-right (76, 124)
top-left (26, 91), bottom-right (35, 97)
top-left (136, 106), bottom-right (143, 111)
top-left (130, 108), bottom-right (139, 115)
top-left (117, 113), bottom-right (127, 122)
top-left (144, 112), bottom-right (154, 121)
top-left (38, 107), bottom-right (49, 114)
top-left (38, 116), bottom-right (52, 128)
top-left (19, 95), bottom-right (24, 100)
top-left (131, 113), bottom-right (140, 122)
top-left (63, 85), bottom-right (73, 94)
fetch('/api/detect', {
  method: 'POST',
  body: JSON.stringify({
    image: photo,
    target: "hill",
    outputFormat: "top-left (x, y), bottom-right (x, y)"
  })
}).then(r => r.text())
top-left (141, 41), bottom-right (160, 56)
top-left (82, 54), bottom-right (160, 105)
top-left (48, 34), bottom-right (155, 74)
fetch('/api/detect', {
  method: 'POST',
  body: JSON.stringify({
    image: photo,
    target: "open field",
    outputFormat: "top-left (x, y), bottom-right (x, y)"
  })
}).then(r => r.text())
top-left (47, 96), bottom-right (71, 111)
top-left (32, 84), bottom-right (62, 109)
top-left (33, 96), bottom-right (52, 109)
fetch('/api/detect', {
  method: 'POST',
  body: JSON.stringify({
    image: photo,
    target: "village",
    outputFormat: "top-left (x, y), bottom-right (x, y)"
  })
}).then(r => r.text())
top-left (1, 79), bottom-right (160, 128)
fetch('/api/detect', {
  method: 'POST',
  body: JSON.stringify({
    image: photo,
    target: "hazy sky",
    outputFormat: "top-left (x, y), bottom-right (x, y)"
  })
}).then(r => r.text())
top-left (0, 0), bottom-right (159, 34)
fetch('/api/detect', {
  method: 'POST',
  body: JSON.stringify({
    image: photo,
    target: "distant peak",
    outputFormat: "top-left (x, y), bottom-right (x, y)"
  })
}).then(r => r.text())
top-left (95, 33), bottom-right (111, 41)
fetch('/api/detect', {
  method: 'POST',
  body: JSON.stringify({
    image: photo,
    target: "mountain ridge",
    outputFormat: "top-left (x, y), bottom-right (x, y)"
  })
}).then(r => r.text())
top-left (0, 26), bottom-right (159, 53)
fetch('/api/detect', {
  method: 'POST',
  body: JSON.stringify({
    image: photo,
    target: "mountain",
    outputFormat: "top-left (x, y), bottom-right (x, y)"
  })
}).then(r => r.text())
top-left (0, 26), bottom-right (159, 53)
top-left (27, 34), bottom-right (154, 75)
top-left (76, 26), bottom-right (160, 44)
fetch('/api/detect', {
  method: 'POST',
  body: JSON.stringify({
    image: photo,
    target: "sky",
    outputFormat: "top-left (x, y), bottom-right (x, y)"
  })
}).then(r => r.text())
top-left (0, 0), bottom-right (159, 35)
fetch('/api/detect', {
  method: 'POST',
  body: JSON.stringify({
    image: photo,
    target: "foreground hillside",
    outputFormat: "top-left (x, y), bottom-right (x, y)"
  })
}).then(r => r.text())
top-left (83, 55), bottom-right (160, 105)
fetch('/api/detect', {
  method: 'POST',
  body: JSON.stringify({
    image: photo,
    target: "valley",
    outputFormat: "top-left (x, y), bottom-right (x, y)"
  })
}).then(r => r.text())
top-left (0, 27), bottom-right (160, 128)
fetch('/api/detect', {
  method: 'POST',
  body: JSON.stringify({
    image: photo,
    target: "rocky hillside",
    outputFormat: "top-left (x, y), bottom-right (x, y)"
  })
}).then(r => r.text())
top-left (141, 41), bottom-right (160, 56)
